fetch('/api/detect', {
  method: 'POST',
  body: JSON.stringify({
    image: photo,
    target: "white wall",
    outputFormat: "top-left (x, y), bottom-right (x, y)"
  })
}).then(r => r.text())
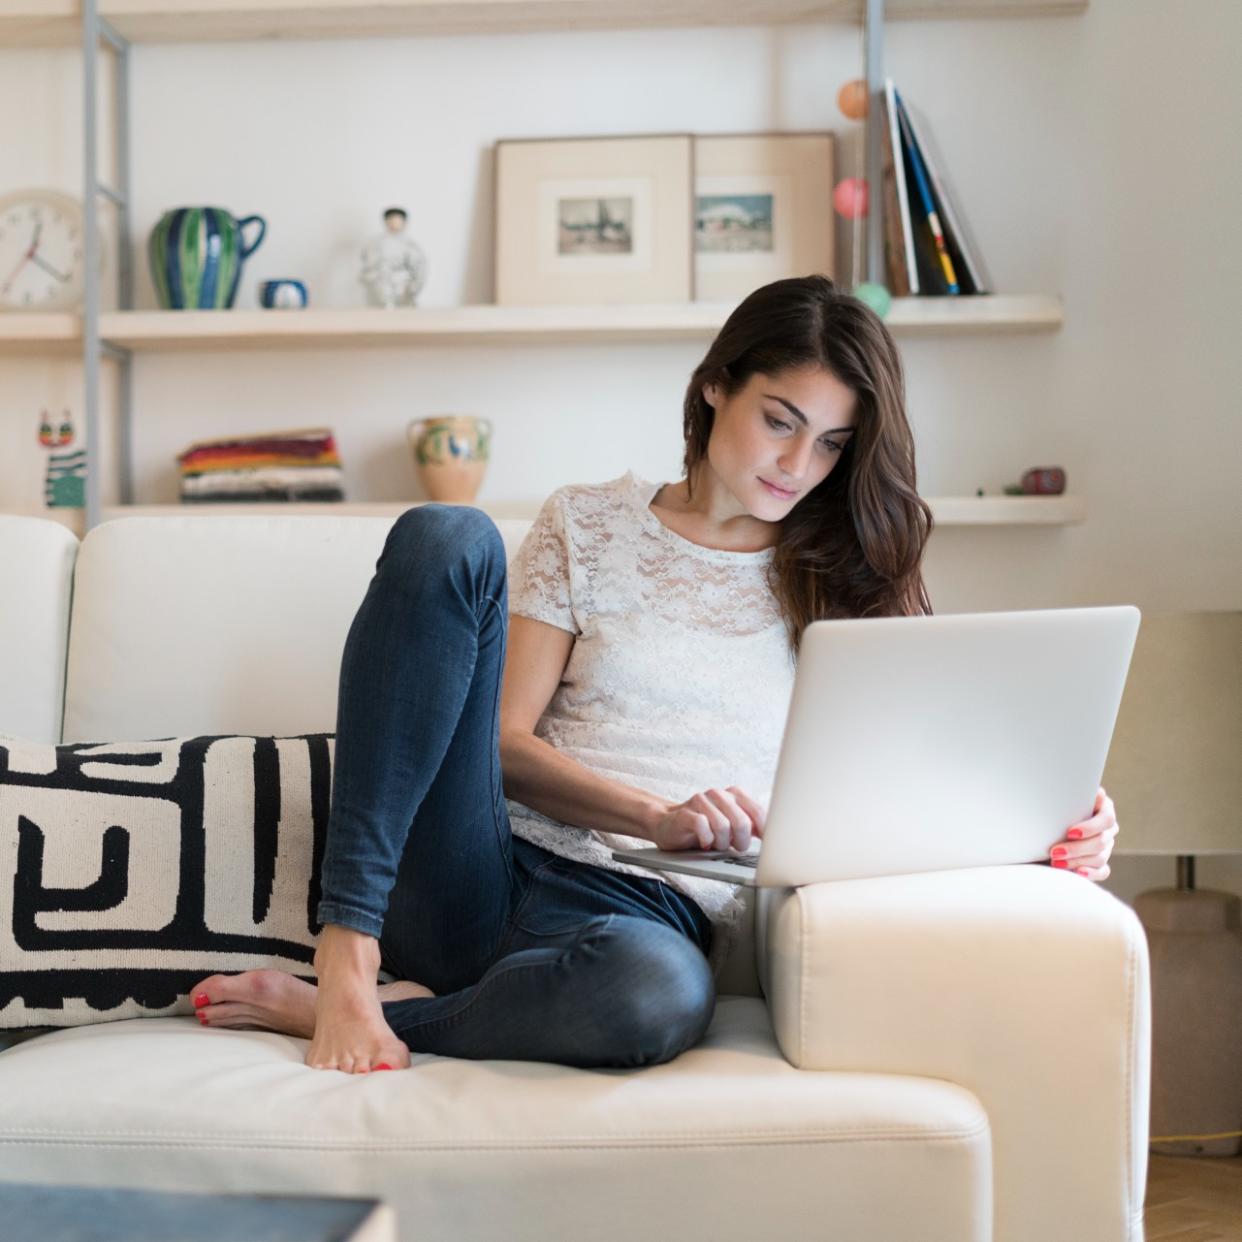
top-left (1, 0), bottom-right (1239, 902)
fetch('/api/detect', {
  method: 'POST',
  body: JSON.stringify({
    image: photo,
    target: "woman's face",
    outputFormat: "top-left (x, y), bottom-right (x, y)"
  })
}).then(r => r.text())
top-left (702, 365), bottom-right (858, 513)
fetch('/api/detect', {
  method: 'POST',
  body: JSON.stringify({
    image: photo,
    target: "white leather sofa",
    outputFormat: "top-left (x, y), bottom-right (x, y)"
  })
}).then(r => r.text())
top-left (0, 511), bottom-right (1151, 1242)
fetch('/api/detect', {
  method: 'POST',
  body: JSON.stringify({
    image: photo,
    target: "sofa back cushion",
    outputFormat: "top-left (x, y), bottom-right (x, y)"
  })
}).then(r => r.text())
top-left (0, 732), bottom-right (333, 1029)
top-left (62, 514), bottom-right (532, 745)
top-left (0, 516), bottom-right (78, 745)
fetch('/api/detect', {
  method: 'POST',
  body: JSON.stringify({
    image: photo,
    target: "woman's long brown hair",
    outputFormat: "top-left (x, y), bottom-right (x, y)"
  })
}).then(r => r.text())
top-left (681, 274), bottom-right (935, 660)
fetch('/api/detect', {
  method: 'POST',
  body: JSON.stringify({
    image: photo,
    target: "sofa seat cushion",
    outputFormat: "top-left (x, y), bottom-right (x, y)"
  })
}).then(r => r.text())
top-left (0, 997), bottom-right (991, 1242)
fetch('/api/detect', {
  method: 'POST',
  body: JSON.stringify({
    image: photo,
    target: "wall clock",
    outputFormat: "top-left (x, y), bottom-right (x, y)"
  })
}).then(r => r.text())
top-left (0, 188), bottom-right (105, 312)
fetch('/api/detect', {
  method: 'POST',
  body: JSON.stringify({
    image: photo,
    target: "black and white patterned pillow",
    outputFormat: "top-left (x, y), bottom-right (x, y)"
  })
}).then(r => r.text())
top-left (0, 733), bottom-right (334, 1029)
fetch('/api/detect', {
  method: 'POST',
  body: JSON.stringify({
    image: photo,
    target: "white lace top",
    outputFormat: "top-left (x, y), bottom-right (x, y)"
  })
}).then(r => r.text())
top-left (504, 468), bottom-right (797, 981)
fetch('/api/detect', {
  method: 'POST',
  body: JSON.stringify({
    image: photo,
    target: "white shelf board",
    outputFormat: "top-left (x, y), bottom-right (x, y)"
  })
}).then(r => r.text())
top-left (2, 494), bottom-right (1086, 534)
top-left (931, 494), bottom-right (1085, 524)
top-left (0, 0), bottom-right (76, 48)
top-left (83, 296), bottom-right (1063, 351)
top-left (0, 1), bottom-right (1089, 48)
top-left (0, 299), bottom-right (1065, 354)
top-left (0, 312), bottom-right (83, 356)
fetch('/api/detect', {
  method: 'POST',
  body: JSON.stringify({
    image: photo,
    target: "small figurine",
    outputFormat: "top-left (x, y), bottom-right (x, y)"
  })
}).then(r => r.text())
top-left (359, 207), bottom-right (427, 308)
top-left (37, 408), bottom-right (84, 508)
top-left (1003, 467), bottom-right (1067, 496)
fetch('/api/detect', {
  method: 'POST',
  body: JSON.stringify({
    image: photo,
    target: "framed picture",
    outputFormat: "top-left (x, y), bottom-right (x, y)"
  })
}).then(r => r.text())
top-left (693, 131), bottom-right (836, 301)
top-left (494, 133), bottom-right (694, 306)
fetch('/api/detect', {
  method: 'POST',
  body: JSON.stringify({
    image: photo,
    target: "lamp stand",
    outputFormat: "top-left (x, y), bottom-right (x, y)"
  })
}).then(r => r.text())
top-left (1135, 855), bottom-right (1242, 1157)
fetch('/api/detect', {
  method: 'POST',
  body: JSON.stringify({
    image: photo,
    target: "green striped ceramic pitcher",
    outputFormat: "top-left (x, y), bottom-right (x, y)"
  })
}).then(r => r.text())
top-left (148, 207), bottom-right (266, 310)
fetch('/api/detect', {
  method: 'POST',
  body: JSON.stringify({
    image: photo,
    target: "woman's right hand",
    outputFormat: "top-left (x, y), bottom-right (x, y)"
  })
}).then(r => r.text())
top-left (651, 786), bottom-right (766, 853)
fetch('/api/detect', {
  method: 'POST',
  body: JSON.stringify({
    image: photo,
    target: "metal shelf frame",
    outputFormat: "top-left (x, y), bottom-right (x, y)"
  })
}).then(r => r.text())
top-left (82, 0), bottom-right (134, 531)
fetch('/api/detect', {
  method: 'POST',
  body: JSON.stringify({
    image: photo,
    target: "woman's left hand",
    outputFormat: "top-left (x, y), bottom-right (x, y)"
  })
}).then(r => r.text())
top-left (1049, 786), bottom-right (1118, 882)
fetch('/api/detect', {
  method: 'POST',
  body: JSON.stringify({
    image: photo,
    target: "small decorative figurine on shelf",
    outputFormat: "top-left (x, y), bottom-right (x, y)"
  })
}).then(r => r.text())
top-left (1003, 466), bottom-right (1067, 496)
top-left (37, 408), bottom-right (85, 509)
top-left (359, 207), bottom-right (428, 308)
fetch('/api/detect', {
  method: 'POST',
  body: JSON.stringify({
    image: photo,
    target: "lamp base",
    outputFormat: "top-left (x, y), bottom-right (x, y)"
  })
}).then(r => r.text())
top-left (1134, 887), bottom-right (1242, 1157)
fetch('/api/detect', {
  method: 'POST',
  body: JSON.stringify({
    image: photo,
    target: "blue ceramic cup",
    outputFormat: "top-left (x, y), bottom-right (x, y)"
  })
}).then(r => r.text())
top-left (259, 280), bottom-right (309, 309)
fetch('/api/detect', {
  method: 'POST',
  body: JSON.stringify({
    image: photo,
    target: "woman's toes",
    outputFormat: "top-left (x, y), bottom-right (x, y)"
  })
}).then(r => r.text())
top-left (191, 973), bottom-right (227, 1009)
top-left (199, 1002), bottom-right (251, 1029)
top-left (192, 970), bottom-right (255, 1009)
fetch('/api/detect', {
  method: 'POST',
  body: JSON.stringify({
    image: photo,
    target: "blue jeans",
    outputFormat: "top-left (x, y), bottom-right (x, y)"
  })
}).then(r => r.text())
top-left (316, 505), bottom-right (716, 1068)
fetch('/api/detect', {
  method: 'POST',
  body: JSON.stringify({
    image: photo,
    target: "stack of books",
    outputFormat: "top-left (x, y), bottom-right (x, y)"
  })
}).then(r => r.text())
top-left (176, 426), bottom-right (345, 503)
top-left (880, 79), bottom-right (992, 297)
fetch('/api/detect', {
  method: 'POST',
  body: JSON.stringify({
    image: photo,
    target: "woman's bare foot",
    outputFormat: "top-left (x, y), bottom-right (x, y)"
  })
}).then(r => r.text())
top-left (193, 969), bottom-right (320, 1039)
top-left (304, 925), bottom-right (417, 1073)
top-left (191, 943), bottom-right (436, 1075)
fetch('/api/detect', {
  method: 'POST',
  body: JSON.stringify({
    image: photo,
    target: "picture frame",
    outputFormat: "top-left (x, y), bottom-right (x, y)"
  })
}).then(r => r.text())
top-left (494, 133), bottom-right (694, 306)
top-left (692, 131), bottom-right (836, 301)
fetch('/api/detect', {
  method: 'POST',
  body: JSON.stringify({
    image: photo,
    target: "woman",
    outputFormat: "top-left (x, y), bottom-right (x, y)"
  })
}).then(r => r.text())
top-left (189, 274), bottom-right (1120, 1073)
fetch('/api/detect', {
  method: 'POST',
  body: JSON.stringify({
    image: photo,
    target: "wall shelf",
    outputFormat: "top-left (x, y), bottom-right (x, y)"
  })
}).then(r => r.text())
top-left (0, 1), bottom-right (1088, 49)
top-left (0, 296), bottom-right (1064, 354)
top-left (931, 495), bottom-right (1085, 524)
top-left (9, 494), bottom-right (1087, 536)
top-left (0, 313), bottom-right (83, 356)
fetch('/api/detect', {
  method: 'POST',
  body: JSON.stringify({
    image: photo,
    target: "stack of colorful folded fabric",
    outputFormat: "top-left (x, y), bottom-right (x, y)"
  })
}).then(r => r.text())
top-left (176, 427), bottom-right (344, 503)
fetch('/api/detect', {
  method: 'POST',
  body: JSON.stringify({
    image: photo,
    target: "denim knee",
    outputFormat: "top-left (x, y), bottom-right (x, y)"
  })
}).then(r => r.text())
top-left (383, 504), bottom-right (507, 584)
top-left (580, 918), bottom-right (717, 1066)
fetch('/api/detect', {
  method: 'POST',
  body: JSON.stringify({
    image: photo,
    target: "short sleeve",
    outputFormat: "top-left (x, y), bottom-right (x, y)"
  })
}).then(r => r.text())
top-left (507, 488), bottom-right (580, 635)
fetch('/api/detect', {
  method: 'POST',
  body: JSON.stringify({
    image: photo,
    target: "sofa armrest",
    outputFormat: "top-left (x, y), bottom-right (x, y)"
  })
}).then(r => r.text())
top-left (757, 865), bottom-right (1150, 1242)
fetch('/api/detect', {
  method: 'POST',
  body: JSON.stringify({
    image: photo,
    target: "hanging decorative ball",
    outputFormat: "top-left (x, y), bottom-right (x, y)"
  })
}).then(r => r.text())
top-left (853, 281), bottom-right (892, 319)
top-left (832, 177), bottom-right (869, 219)
top-left (837, 79), bottom-right (869, 121)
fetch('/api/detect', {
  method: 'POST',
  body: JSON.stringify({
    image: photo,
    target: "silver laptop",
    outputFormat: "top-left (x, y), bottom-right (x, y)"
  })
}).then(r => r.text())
top-left (612, 605), bottom-right (1141, 888)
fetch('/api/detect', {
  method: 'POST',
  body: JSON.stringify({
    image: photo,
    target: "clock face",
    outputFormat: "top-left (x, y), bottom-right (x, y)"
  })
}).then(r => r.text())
top-left (0, 192), bottom-right (86, 312)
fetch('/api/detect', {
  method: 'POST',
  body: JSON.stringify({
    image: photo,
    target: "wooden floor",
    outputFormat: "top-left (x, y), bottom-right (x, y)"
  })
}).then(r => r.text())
top-left (1144, 1154), bottom-right (1242, 1239)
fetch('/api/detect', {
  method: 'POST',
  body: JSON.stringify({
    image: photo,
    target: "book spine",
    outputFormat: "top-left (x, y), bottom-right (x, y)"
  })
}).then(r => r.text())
top-left (884, 78), bottom-right (919, 296)
top-left (895, 89), bottom-right (960, 295)
top-left (900, 99), bottom-right (991, 295)
top-left (879, 89), bottom-right (912, 297)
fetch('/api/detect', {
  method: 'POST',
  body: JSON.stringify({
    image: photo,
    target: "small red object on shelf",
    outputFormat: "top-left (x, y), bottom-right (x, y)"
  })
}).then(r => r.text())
top-left (1020, 467), bottom-right (1066, 495)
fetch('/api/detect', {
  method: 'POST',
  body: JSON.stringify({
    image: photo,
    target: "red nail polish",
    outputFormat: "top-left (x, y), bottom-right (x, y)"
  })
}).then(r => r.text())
top-left (1067, 829), bottom-right (1083, 840)
top-left (1052, 859), bottom-right (1069, 868)
top-left (193, 994), bottom-right (209, 1008)
top-left (198, 1014), bottom-right (208, 1025)
top-left (374, 1063), bottom-right (393, 1071)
